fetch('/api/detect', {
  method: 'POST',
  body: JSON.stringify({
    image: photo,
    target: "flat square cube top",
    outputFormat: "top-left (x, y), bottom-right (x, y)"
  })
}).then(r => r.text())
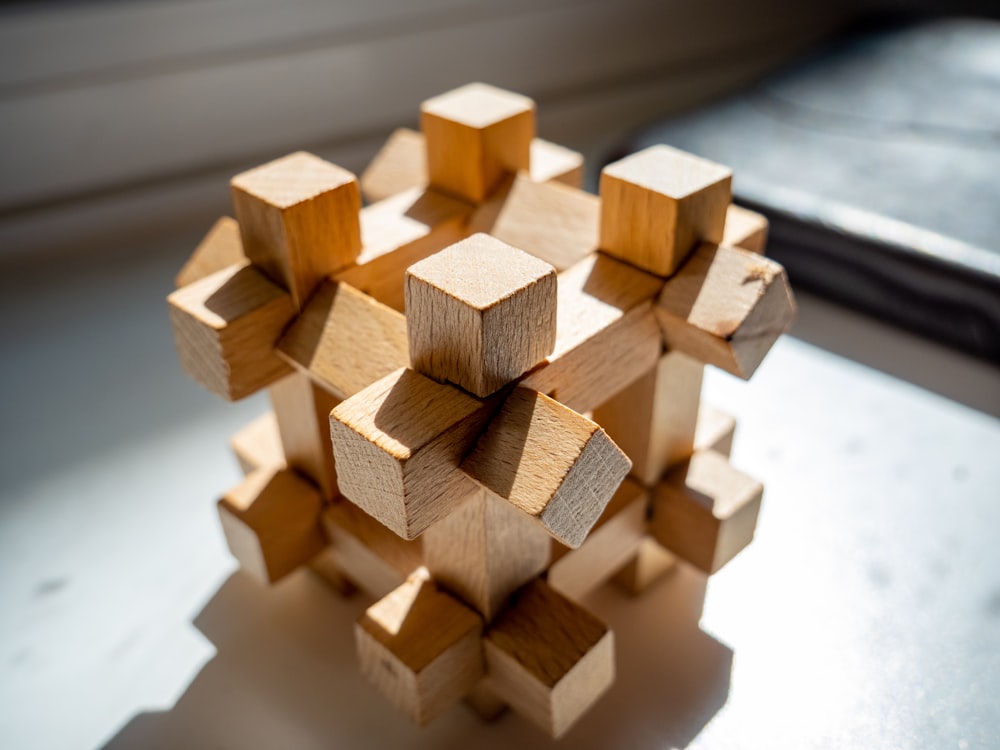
top-left (231, 151), bottom-right (356, 209)
top-left (602, 144), bottom-right (731, 199)
top-left (421, 83), bottom-right (535, 129)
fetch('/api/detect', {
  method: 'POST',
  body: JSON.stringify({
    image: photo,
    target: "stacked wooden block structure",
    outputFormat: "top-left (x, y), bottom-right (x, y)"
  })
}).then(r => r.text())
top-left (168, 83), bottom-right (795, 738)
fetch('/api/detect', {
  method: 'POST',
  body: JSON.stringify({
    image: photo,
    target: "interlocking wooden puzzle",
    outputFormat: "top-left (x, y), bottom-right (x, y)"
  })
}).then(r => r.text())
top-left (168, 82), bottom-right (795, 738)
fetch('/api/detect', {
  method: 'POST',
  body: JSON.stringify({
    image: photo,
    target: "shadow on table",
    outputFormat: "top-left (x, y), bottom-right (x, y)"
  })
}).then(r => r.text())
top-left (104, 562), bottom-right (732, 750)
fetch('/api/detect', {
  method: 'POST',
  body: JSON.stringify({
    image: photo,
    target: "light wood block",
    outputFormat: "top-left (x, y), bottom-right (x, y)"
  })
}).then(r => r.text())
top-left (217, 465), bottom-right (327, 584)
top-left (655, 243), bottom-right (796, 379)
top-left (469, 174), bottom-right (598, 271)
top-left (462, 387), bottom-right (631, 549)
top-left (612, 536), bottom-right (678, 596)
top-left (599, 145), bottom-right (731, 277)
top-left (530, 138), bottom-right (584, 188)
top-left (694, 403), bottom-right (736, 457)
top-left (650, 450), bottom-right (763, 574)
top-left (330, 368), bottom-right (498, 540)
top-left (423, 486), bottom-right (551, 620)
top-left (175, 216), bottom-right (246, 288)
top-left (484, 580), bottom-right (614, 738)
top-left (231, 151), bottom-right (361, 308)
top-left (405, 234), bottom-right (557, 398)
top-left (268, 371), bottom-right (340, 501)
top-left (592, 350), bottom-right (704, 486)
top-left (463, 680), bottom-right (508, 720)
top-left (548, 477), bottom-right (647, 601)
top-left (308, 547), bottom-right (358, 596)
top-left (422, 83), bottom-right (534, 203)
top-left (360, 128), bottom-right (427, 203)
top-left (229, 412), bottom-right (284, 475)
top-left (723, 204), bottom-right (769, 254)
top-left (356, 569), bottom-right (484, 726)
top-left (168, 263), bottom-right (294, 401)
top-left (277, 280), bottom-right (409, 401)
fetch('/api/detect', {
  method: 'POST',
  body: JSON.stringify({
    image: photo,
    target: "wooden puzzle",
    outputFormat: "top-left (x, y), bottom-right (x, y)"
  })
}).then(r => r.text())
top-left (169, 82), bottom-right (795, 738)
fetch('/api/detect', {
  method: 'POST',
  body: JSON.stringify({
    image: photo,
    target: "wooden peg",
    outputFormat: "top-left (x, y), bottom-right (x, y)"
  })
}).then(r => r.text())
top-left (423, 486), bottom-right (551, 620)
top-left (600, 145), bottom-right (731, 277)
top-left (277, 279), bottom-right (409, 401)
top-left (655, 243), bottom-right (796, 379)
top-left (229, 411), bottom-right (284, 475)
top-left (330, 368), bottom-right (499, 540)
top-left (722, 204), bottom-right (769, 254)
top-left (694, 403), bottom-right (737, 457)
top-left (356, 568), bottom-right (484, 726)
top-left (612, 536), bottom-right (678, 596)
top-left (462, 387), bottom-right (631, 549)
top-left (231, 151), bottom-right (361, 308)
top-left (405, 234), bottom-right (557, 398)
top-left (168, 263), bottom-right (294, 401)
top-left (484, 579), bottom-right (614, 738)
top-left (529, 138), bottom-right (584, 188)
top-left (421, 83), bottom-right (535, 203)
top-left (175, 216), bottom-right (246, 288)
top-left (217, 465), bottom-right (327, 584)
top-left (360, 128), bottom-right (427, 203)
top-left (650, 450), bottom-right (763, 574)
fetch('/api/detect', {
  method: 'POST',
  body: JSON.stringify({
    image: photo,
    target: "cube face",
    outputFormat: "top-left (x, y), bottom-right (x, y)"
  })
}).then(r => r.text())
top-left (406, 234), bottom-right (557, 397)
top-left (599, 145), bottom-right (731, 277)
top-left (422, 83), bottom-right (535, 203)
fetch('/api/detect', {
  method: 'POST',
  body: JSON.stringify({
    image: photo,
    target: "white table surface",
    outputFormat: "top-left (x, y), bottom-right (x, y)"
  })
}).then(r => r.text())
top-left (1, 240), bottom-right (998, 750)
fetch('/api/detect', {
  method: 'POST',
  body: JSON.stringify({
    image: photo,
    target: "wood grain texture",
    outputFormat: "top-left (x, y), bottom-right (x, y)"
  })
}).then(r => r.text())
top-left (599, 145), bottom-right (731, 277)
top-left (462, 387), bottom-right (631, 548)
top-left (168, 262), bottom-right (294, 401)
top-left (722, 204), bottom-right (769, 254)
top-left (423, 486), bottom-right (551, 620)
top-left (229, 411), bottom-right (284, 475)
top-left (405, 234), bottom-right (557, 398)
top-left (654, 242), bottom-right (797, 379)
top-left (421, 83), bottom-right (535, 203)
top-left (356, 568), bottom-right (484, 726)
top-left (592, 350), bottom-right (704, 486)
top-left (231, 151), bottom-right (362, 308)
top-left (612, 536), bottom-right (678, 596)
top-left (649, 449), bottom-right (763, 574)
top-left (175, 215), bottom-right (246, 288)
top-left (268, 371), bottom-right (340, 501)
top-left (217, 465), bottom-right (327, 584)
top-left (694, 402), bottom-right (737, 457)
top-left (484, 579), bottom-right (614, 738)
top-left (330, 368), bottom-right (499, 539)
top-left (277, 279), bottom-right (409, 401)
top-left (520, 252), bottom-right (664, 413)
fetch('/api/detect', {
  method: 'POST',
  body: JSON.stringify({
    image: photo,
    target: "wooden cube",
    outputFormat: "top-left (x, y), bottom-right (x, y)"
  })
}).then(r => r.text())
top-left (229, 412), bottom-right (284, 475)
top-left (722, 203), bottom-right (769, 254)
top-left (175, 215), bottom-right (245, 288)
top-left (231, 151), bottom-right (361, 308)
top-left (421, 83), bottom-right (535, 203)
top-left (405, 234), bottom-right (557, 398)
top-left (600, 145), bottom-right (731, 277)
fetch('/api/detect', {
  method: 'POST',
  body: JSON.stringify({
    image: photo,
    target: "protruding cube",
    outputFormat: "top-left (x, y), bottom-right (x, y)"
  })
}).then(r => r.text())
top-left (600, 145), bottom-right (731, 277)
top-left (231, 151), bottom-right (362, 308)
top-left (612, 536), bottom-right (678, 596)
top-left (356, 569), bottom-right (484, 726)
top-left (421, 83), bottom-right (535, 203)
top-left (722, 204), bottom-right (769, 254)
top-left (650, 450), bottom-right (763, 574)
top-left (217, 465), bottom-right (327, 584)
top-left (484, 580), bottom-right (614, 738)
top-left (229, 412), bottom-right (284, 475)
top-left (175, 216), bottom-right (246, 288)
top-left (168, 263), bottom-right (294, 401)
top-left (405, 234), bottom-right (557, 398)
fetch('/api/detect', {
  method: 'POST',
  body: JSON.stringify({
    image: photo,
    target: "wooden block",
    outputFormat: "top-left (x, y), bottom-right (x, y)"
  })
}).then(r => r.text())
top-left (612, 536), bottom-right (678, 596)
top-left (723, 204), bottom-right (768, 254)
top-left (655, 243), bottom-right (796, 379)
top-left (337, 186), bottom-right (472, 311)
top-left (548, 477), bottom-right (647, 601)
top-left (484, 579), bottom-right (614, 738)
top-left (468, 174), bottom-right (598, 271)
top-left (175, 216), bottom-right (246, 288)
top-left (463, 680), bottom-right (508, 720)
top-left (520, 252), bottom-right (664, 413)
top-left (330, 368), bottom-right (499, 540)
top-left (308, 547), bottom-right (358, 596)
top-left (592, 350), bottom-right (704, 486)
top-left (168, 263), bottom-right (294, 401)
top-left (322, 501), bottom-right (423, 599)
top-left (231, 151), bottom-right (361, 308)
top-left (277, 280), bottom-right (409, 401)
top-left (217, 465), bottom-right (327, 584)
top-left (423, 486), bottom-right (551, 620)
top-left (422, 83), bottom-right (534, 203)
top-left (356, 568), bottom-right (484, 726)
top-left (462, 387), bottom-right (631, 549)
top-left (405, 234), bottom-right (557, 398)
top-left (530, 138), bottom-right (584, 189)
top-left (360, 128), bottom-right (427, 203)
top-left (694, 403), bottom-right (736, 457)
top-left (268, 372), bottom-right (340, 501)
top-left (229, 411), bottom-right (284, 475)
top-left (599, 145), bottom-right (731, 277)
top-left (650, 450), bottom-right (763, 574)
